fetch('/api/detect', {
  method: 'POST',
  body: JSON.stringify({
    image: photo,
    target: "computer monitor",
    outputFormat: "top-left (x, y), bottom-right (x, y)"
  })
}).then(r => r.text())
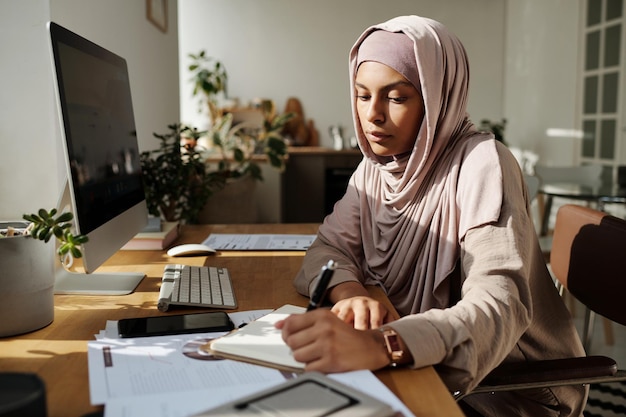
top-left (48, 22), bottom-right (148, 295)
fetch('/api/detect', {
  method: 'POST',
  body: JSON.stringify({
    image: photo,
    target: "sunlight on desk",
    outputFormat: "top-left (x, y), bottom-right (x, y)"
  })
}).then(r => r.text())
top-left (54, 297), bottom-right (157, 311)
top-left (0, 224), bottom-right (465, 417)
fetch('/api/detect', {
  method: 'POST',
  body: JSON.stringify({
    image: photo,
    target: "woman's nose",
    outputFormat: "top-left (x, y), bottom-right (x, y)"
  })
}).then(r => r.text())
top-left (366, 98), bottom-right (385, 124)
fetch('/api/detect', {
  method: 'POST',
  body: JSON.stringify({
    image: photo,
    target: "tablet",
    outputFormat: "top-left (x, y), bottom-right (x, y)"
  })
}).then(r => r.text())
top-left (193, 372), bottom-right (395, 417)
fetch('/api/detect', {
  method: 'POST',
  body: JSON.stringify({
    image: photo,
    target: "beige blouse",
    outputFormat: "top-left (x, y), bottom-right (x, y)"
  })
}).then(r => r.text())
top-left (294, 143), bottom-right (587, 417)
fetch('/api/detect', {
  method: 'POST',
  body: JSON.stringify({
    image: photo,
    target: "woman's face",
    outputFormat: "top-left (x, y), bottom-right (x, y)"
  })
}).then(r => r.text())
top-left (355, 61), bottom-right (424, 157)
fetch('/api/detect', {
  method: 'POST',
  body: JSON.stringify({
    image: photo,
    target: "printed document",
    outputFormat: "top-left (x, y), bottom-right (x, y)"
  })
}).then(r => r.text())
top-left (88, 309), bottom-right (414, 417)
top-left (202, 234), bottom-right (316, 250)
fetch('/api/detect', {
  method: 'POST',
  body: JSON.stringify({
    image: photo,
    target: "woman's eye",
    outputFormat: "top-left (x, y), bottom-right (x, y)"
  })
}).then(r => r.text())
top-left (356, 94), bottom-right (371, 101)
top-left (389, 96), bottom-right (408, 103)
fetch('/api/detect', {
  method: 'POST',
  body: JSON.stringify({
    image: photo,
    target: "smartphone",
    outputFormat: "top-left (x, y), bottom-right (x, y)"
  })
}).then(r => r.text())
top-left (118, 311), bottom-right (234, 338)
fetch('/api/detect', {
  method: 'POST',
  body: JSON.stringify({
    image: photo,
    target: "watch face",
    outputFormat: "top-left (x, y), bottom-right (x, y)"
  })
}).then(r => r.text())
top-left (387, 334), bottom-right (401, 352)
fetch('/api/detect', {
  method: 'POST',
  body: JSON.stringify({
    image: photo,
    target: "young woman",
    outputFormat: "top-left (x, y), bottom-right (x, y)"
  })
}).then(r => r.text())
top-left (276, 15), bottom-right (587, 417)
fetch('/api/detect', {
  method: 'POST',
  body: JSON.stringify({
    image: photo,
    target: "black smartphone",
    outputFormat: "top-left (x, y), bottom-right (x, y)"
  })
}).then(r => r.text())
top-left (118, 311), bottom-right (234, 338)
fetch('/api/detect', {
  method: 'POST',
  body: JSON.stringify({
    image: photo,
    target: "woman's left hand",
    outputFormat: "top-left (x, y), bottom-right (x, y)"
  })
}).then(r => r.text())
top-left (275, 309), bottom-right (390, 373)
top-left (331, 296), bottom-right (392, 330)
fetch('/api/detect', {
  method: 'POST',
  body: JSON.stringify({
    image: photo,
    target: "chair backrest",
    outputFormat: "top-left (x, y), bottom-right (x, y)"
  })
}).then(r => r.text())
top-left (618, 165), bottom-right (626, 187)
top-left (550, 204), bottom-right (626, 326)
top-left (534, 165), bottom-right (602, 185)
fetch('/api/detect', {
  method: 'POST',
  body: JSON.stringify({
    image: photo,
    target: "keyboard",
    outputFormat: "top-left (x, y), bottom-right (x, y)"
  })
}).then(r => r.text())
top-left (157, 264), bottom-right (238, 312)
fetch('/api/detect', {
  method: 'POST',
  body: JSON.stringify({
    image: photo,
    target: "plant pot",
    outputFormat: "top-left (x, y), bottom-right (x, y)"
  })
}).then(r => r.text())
top-left (197, 175), bottom-right (259, 224)
top-left (0, 233), bottom-right (55, 337)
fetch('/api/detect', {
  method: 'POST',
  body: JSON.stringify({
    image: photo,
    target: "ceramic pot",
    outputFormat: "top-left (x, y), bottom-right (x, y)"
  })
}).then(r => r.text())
top-left (197, 175), bottom-right (258, 224)
top-left (0, 233), bottom-right (55, 337)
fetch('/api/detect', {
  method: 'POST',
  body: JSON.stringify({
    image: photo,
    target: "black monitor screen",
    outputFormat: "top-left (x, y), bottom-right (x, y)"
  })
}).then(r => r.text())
top-left (49, 22), bottom-right (145, 235)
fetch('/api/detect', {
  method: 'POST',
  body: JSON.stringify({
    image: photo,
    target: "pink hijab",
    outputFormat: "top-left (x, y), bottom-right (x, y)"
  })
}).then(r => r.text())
top-left (313, 16), bottom-right (503, 314)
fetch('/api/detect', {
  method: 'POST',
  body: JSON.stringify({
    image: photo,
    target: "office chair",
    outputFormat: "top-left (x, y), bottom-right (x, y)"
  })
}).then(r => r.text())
top-left (534, 166), bottom-right (614, 345)
top-left (455, 204), bottom-right (626, 401)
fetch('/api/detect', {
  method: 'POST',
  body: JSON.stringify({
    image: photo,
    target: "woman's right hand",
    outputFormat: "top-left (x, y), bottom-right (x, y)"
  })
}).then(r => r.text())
top-left (276, 309), bottom-right (391, 373)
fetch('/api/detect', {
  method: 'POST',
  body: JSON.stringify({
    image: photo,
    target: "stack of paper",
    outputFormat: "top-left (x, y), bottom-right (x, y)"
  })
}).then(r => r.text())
top-left (87, 309), bottom-right (415, 417)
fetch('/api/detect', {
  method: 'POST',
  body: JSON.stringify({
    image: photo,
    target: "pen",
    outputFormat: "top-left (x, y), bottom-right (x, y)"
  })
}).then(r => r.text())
top-left (306, 260), bottom-right (336, 311)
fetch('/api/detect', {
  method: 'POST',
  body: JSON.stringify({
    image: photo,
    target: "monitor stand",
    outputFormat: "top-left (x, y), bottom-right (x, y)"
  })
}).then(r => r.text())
top-left (54, 264), bottom-right (144, 295)
top-left (52, 182), bottom-right (145, 295)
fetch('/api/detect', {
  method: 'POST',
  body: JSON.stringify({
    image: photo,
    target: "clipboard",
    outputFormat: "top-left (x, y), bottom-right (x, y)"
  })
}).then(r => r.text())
top-left (192, 372), bottom-right (395, 417)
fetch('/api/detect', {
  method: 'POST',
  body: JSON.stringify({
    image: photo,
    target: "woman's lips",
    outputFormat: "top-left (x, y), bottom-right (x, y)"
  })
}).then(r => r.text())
top-left (366, 131), bottom-right (390, 143)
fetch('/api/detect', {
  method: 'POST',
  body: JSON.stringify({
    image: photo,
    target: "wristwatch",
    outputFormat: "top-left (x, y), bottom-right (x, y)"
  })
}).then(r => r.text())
top-left (380, 327), bottom-right (407, 367)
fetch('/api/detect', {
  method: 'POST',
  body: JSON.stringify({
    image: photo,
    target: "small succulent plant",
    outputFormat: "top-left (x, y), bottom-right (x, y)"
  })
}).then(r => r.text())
top-left (22, 208), bottom-right (88, 259)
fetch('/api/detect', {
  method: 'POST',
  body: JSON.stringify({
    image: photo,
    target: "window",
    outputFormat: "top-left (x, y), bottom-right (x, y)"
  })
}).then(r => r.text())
top-left (581, 0), bottom-right (624, 180)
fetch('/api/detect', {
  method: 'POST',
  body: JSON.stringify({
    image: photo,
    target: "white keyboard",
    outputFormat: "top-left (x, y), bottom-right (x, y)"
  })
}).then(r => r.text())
top-left (157, 264), bottom-right (238, 312)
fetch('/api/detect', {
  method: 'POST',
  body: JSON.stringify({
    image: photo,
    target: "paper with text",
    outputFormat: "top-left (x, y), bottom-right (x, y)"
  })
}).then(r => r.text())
top-left (89, 309), bottom-right (414, 417)
top-left (103, 370), bottom-right (414, 417)
top-left (88, 310), bottom-right (280, 405)
top-left (202, 234), bottom-right (316, 250)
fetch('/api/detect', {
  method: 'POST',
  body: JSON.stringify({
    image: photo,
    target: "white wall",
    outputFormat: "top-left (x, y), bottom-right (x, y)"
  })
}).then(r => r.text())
top-left (0, 0), bottom-right (58, 219)
top-left (503, 0), bottom-right (582, 167)
top-left (0, 0), bottom-right (585, 221)
top-left (50, 0), bottom-right (180, 153)
top-left (0, 0), bottom-right (179, 219)
top-left (179, 0), bottom-right (586, 167)
top-left (178, 0), bottom-right (506, 148)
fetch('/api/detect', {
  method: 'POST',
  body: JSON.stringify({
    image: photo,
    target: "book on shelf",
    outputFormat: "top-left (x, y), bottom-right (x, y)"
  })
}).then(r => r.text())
top-left (121, 221), bottom-right (180, 250)
top-left (203, 304), bottom-right (306, 373)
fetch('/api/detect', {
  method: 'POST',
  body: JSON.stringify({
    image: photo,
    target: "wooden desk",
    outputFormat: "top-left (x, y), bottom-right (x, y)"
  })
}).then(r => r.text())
top-left (0, 224), bottom-right (464, 417)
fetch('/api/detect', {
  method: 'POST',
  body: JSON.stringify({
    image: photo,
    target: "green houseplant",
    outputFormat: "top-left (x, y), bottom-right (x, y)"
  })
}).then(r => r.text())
top-left (206, 108), bottom-right (292, 181)
top-left (22, 208), bottom-right (88, 260)
top-left (196, 108), bottom-right (293, 223)
top-left (140, 123), bottom-right (225, 224)
top-left (0, 208), bottom-right (87, 337)
top-left (189, 50), bottom-right (228, 126)
top-left (186, 50), bottom-right (294, 223)
top-left (0, 208), bottom-right (88, 262)
top-left (188, 50), bottom-right (293, 180)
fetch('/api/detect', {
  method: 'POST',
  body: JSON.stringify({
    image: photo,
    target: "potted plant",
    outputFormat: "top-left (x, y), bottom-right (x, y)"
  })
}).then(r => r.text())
top-left (189, 50), bottom-right (228, 127)
top-left (0, 209), bottom-right (87, 337)
top-left (205, 107), bottom-right (293, 181)
top-left (23, 208), bottom-right (88, 260)
top-left (188, 50), bottom-right (292, 178)
top-left (140, 123), bottom-right (225, 224)
top-left (198, 110), bottom-right (292, 223)
top-left (187, 50), bottom-right (293, 223)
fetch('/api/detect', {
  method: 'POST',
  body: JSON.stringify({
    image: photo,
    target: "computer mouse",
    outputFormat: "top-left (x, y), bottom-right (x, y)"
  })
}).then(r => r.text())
top-left (166, 243), bottom-right (216, 257)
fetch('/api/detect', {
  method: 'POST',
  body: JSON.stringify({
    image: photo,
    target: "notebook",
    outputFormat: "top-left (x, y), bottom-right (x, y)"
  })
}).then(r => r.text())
top-left (203, 304), bottom-right (306, 372)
